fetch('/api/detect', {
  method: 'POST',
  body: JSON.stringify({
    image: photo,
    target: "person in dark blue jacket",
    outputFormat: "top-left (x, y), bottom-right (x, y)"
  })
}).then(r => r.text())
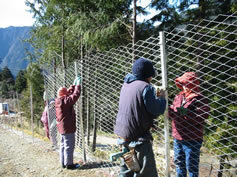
top-left (114, 58), bottom-right (166, 177)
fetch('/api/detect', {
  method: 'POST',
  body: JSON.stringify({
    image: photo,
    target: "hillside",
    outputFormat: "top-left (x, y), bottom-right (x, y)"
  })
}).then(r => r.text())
top-left (0, 26), bottom-right (32, 77)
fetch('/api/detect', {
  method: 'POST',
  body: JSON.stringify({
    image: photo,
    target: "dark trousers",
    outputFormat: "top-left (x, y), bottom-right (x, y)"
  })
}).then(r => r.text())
top-left (119, 141), bottom-right (158, 177)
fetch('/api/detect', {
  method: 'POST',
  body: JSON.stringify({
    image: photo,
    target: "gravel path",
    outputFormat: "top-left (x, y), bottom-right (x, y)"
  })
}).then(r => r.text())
top-left (0, 125), bottom-right (113, 177)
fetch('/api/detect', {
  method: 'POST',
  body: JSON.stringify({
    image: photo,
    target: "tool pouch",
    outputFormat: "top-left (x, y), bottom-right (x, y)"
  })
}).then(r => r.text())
top-left (122, 148), bottom-right (140, 172)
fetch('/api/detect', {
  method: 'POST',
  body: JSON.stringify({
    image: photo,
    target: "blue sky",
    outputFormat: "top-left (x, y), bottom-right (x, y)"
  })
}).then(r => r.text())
top-left (0, 0), bottom-right (157, 28)
top-left (136, 0), bottom-right (157, 22)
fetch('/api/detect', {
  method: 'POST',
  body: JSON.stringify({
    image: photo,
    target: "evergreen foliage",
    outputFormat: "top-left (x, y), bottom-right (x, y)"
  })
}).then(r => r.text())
top-left (0, 67), bottom-right (15, 98)
top-left (20, 63), bottom-right (44, 121)
top-left (150, 0), bottom-right (236, 31)
top-left (15, 70), bottom-right (27, 94)
top-left (25, 0), bottom-right (153, 70)
top-left (26, 0), bottom-right (130, 68)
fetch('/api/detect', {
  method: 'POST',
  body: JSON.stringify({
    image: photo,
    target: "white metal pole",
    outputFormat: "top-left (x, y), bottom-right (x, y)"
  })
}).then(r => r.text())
top-left (16, 92), bottom-right (24, 137)
top-left (44, 85), bottom-right (51, 140)
top-left (75, 61), bottom-right (86, 162)
top-left (159, 31), bottom-right (170, 177)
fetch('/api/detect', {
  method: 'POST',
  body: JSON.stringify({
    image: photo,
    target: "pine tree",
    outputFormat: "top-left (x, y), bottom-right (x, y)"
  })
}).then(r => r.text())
top-left (0, 67), bottom-right (15, 98)
top-left (20, 63), bottom-right (44, 121)
top-left (15, 70), bottom-right (27, 93)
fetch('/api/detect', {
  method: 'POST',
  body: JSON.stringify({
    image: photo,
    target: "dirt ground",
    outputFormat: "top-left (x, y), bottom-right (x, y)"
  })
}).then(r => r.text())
top-left (1, 124), bottom-right (235, 177)
top-left (0, 126), bottom-right (114, 177)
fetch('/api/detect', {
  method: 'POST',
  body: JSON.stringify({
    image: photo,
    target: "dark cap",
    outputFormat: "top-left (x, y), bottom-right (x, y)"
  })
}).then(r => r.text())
top-left (132, 58), bottom-right (156, 79)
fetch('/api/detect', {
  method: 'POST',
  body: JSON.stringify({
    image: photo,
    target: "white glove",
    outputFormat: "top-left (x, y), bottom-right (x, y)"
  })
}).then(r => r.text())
top-left (73, 76), bottom-right (81, 85)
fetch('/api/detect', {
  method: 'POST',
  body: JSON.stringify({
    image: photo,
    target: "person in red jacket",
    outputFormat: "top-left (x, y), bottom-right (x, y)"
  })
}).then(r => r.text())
top-left (169, 72), bottom-right (210, 177)
top-left (55, 84), bottom-right (81, 169)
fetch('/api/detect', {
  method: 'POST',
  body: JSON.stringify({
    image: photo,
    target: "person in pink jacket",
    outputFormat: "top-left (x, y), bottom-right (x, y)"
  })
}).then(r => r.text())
top-left (55, 84), bottom-right (81, 170)
top-left (41, 103), bottom-right (50, 139)
top-left (169, 72), bottom-right (210, 177)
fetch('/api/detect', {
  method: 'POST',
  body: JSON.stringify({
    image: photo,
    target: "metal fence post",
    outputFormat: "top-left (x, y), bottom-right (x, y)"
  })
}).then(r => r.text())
top-left (92, 57), bottom-right (98, 152)
top-left (16, 92), bottom-right (24, 137)
top-left (44, 84), bottom-right (50, 139)
top-left (159, 31), bottom-right (170, 177)
top-left (75, 61), bottom-right (86, 162)
top-left (86, 58), bottom-right (91, 146)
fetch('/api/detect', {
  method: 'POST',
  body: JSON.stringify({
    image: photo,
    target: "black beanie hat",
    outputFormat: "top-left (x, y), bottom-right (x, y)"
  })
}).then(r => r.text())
top-left (132, 58), bottom-right (156, 79)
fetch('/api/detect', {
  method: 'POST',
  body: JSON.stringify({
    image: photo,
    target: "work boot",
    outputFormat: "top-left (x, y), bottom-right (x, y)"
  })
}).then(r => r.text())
top-left (66, 164), bottom-right (80, 170)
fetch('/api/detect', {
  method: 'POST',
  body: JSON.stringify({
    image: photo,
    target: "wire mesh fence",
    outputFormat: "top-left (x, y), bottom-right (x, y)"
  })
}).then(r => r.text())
top-left (165, 13), bottom-right (236, 177)
top-left (43, 13), bottom-right (236, 177)
top-left (43, 34), bottom-right (168, 175)
top-left (0, 95), bottom-right (39, 141)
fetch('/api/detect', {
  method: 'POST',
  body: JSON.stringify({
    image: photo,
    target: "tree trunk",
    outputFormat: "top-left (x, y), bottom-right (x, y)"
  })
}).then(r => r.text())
top-left (92, 59), bottom-right (98, 152)
top-left (217, 156), bottom-right (225, 177)
top-left (30, 82), bottom-right (34, 143)
top-left (61, 33), bottom-right (65, 69)
top-left (199, 0), bottom-right (206, 19)
top-left (133, 0), bottom-right (137, 62)
top-left (92, 107), bottom-right (97, 152)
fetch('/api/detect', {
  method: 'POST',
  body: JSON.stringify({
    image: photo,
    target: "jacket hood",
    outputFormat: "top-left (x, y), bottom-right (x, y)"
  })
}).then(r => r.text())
top-left (57, 87), bottom-right (68, 98)
top-left (175, 72), bottom-right (200, 99)
top-left (124, 73), bottom-right (146, 83)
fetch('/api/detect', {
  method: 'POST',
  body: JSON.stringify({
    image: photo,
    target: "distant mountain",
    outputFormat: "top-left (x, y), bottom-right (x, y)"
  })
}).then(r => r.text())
top-left (0, 26), bottom-right (32, 77)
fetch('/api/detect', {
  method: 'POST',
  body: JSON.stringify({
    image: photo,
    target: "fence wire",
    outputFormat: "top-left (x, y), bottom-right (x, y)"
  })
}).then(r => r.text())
top-left (165, 13), bottom-right (236, 177)
top-left (43, 13), bottom-right (236, 177)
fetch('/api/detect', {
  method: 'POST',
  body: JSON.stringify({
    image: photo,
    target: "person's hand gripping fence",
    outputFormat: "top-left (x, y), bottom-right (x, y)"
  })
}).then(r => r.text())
top-left (176, 106), bottom-right (189, 116)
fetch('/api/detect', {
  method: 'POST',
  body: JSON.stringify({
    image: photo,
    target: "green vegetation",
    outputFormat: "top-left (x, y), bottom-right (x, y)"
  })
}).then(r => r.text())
top-left (20, 63), bottom-right (44, 122)
top-left (15, 70), bottom-right (27, 94)
top-left (0, 67), bottom-right (15, 98)
top-left (0, 64), bottom-right (44, 124)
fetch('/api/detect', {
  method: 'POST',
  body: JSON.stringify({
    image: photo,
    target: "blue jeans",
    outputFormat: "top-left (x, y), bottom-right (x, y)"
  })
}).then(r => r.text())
top-left (60, 133), bottom-right (75, 166)
top-left (174, 139), bottom-right (202, 177)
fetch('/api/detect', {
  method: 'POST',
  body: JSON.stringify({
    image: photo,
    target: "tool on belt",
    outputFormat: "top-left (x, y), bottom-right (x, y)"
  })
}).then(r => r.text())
top-left (122, 148), bottom-right (141, 172)
top-left (110, 146), bottom-right (141, 172)
top-left (110, 146), bottom-right (129, 162)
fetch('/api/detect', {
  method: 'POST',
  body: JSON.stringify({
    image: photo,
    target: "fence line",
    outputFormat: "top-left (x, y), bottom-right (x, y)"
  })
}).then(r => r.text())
top-left (43, 13), bottom-right (236, 177)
